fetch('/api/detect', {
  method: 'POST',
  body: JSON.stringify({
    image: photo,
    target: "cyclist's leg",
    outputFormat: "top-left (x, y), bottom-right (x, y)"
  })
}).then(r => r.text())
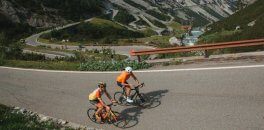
top-left (90, 100), bottom-right (103, 121)
top-left (117, 81), bottom-right (127, 96)
top-left (95, 102), bottom-right (104, 121)
top-left (123, 82), bottom-right (134, 103)
top-left (124, 81), bottom-right (132, 97)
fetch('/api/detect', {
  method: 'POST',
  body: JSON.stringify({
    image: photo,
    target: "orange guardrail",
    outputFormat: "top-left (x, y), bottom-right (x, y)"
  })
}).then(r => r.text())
top-left (130, 39), bottom-right (264, 61)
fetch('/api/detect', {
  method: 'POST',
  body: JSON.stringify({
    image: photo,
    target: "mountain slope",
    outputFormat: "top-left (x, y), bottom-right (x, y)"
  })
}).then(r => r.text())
top-left (0, 0), bottom-right (104, 28)
top-left (203, 0), bottom-right (264, 42)
top-left (108, 0), bottom-right (240, 28)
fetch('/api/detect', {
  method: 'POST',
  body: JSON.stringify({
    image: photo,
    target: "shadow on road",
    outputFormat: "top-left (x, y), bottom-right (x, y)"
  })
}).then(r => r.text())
top-left (120, 89), bottom-right (168, 128)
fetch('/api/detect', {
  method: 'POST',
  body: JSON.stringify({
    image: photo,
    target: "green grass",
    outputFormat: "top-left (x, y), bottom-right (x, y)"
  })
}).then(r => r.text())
top-left (75, 50), bottom-right (128, 61)
top-left (38, 38), bottom-right (81, 46)
top-left (136, 35), bottom-right (172, 47)
top-left (90, 18), bottom-right (125, 29)
top-left (23, 44), bottom-right (72, 53)
top-left (0, 104), bottom-right (73, 129)
top-left (79, 60), bottom-right (151, 71)
top-left (140, 28), bottom-right (158, 37)
top-left (166, 21), bottom-right (187, 38)
top-left (1, 56), bottom-right (150, 71)
top-left (166, 21), bottom-right (181, 29)
top-left (40, 18), bottom-right (144, 45)
top-left (198, 31), bottom-right (238, 44)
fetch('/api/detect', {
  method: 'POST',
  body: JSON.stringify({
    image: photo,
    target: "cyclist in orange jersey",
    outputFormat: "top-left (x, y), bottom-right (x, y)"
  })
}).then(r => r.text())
top-left (89, 82), bottom-right (116, 121)
top-left (116, 66), bottom-right (140, 103)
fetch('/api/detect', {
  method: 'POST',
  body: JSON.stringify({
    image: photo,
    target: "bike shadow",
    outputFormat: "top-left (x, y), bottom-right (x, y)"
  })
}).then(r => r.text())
top-left (119, 89), bottom-right (168, 128)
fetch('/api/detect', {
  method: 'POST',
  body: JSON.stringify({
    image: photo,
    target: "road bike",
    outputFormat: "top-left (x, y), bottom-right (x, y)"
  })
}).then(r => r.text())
top-left (114, 83), bottom-right (150, 107)
top-left (87, 103), bottom-right (127, 128)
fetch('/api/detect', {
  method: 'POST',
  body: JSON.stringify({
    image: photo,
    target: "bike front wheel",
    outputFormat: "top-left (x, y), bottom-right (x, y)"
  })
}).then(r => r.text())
top-left (114, 92), bottom-right (127, 106)
top-left (87, 108), bottom-right (104, 124)
top-left (109, 111), bottom-right (127, 128)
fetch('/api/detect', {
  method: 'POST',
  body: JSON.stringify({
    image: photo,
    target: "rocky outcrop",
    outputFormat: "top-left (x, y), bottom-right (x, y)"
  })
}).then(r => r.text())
top-left (0, 0), bottom-right (21, 23)
top-left (0, 0), bottom-right (68, 28)
top-left (109, 0), bottom-right (257, 28)
top-left (241, 0), bottom-right (258, 5)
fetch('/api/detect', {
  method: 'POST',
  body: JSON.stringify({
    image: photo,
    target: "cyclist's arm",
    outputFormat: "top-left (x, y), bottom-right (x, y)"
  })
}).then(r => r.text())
top-left (131, 72), bottom-right (140, 84)
top-left (105, 90), bottom-right (115, 102)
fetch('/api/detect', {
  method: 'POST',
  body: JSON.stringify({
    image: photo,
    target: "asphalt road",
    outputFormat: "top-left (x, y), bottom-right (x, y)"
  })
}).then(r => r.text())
top-left (1, 62), bottom-right (264, 130)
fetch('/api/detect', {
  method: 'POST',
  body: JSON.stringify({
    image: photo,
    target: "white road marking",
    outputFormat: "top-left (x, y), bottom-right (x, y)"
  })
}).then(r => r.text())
top-left (1, 64), bottom-right (264, 73)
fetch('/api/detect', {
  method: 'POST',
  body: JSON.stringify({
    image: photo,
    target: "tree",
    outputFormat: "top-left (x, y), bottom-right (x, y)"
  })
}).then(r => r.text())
top-left (0, 32), bottom-right (22, 60)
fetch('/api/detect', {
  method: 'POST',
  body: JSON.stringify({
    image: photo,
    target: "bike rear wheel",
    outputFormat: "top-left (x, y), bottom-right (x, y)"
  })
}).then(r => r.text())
top-left (109, 111), bottom-right (127, 128)
top-left (114, 92), bottom-right (127, 106)
top-left (87, 108), bottom-right (104, 124)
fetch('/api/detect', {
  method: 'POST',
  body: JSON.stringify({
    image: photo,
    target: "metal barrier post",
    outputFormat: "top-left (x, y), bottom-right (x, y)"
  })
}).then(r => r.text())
top-left (204, 50), bottom-right (209, 58)
top-left (137, 56), bottom-right (141, 62)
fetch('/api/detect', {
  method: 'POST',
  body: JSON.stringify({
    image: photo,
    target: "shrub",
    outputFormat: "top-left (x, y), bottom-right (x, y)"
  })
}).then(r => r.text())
top-left (114, 10), bottom-right (136, 25)
top-left (79, 60), bottom-right (151, 71)
top-left (0, 55), bottom-right (5, 65)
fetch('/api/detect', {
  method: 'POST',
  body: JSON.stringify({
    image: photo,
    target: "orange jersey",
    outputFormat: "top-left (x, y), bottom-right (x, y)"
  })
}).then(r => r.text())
top-left (116, 71), bottom-right (131, 83)
top-left (89, 88), bottom-right (103, 100)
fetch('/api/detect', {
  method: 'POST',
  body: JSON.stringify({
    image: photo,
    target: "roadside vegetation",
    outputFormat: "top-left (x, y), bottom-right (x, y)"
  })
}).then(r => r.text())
top-left (23, 44), bottom-right (72, 54)
top-left (0, 104), bottom-right (73, 129)
top-left (166, 21), bottom-right (187, 37)
top-left (0, 32), bottom-right (150, 71)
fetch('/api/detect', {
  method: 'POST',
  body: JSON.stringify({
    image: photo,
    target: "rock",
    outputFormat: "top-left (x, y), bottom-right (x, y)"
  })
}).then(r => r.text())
top-left (0, 0), bottom-right (21, 23)
top-left (169, 36), bottom-right (181, 46)
top-left (248, 20), bottom-right (256, 27)
top-left (235, 26), bottom-right (240, 31)
top-left (38, 114), bottom-right (50, 122)
top-left (58, 119), bottom-right (68, 125)
top-left (18, 108), bottom-right (27, 114)
top-left (14, 106), bottom-right (20, 110)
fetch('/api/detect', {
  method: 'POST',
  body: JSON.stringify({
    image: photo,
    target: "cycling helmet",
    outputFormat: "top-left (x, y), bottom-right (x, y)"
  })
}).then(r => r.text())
top-left (125, 66), bottom-right (132, 73)
top-left (98, 82), bottom-right (106, 88)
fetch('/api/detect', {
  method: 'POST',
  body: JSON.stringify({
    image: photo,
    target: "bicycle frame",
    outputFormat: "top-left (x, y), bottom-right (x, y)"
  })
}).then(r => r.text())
top-left (130, 87), bottom-right (140, 100)
top-left (100, 105), bottom-right (118, 122)
top-left (122, 83), bottom-right (144, 100)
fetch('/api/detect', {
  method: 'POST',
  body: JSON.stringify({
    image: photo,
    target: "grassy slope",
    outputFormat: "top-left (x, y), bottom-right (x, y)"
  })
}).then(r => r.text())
top-left (40, 18), bottom-right (144, 45)
top-left (41, 18), bottom-right (143, 41)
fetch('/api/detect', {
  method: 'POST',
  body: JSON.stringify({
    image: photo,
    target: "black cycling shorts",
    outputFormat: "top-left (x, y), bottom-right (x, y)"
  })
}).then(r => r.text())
top-left (117, 81), bottom-right (128, 88)
top-left (89, 100), bottom-right (99, 105)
